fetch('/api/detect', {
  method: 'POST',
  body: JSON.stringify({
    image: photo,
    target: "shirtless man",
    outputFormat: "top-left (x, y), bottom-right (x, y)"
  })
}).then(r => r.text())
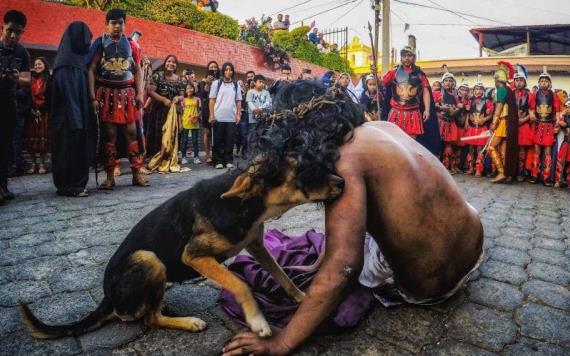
top-left (223, 81), bottom-right (484, 355)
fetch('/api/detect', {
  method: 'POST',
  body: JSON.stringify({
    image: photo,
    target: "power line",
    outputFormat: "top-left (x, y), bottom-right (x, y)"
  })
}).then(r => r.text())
top-left (393, 0), bottom-right (511, 25)
top-left (325, 0), bottom-right (364, 28)
top-left (391, 10), bottom-right (406, 24)
top-left (291, 0), bottom-right (360, 26)
top-left (288, 0), bottom-right (347, 16)
top-left (392, 23), bottom-right (489, 26)
top-left (425, 0), bottom-right (478, 25)
top-left (269, 0), bottom-right (316, 17)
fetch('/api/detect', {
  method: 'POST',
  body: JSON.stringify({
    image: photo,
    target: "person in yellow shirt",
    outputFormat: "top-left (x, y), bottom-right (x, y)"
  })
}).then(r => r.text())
top-left (180, 83), bottom-right (202, 164)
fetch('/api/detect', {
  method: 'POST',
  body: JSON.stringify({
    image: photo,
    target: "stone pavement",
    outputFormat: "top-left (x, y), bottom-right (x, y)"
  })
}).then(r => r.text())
top-left (0, 165), bottom-right (569, 355)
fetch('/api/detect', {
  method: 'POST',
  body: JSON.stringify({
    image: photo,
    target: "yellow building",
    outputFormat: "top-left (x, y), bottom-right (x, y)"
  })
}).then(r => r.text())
top-left (341, 37), bottom-right (374, 76)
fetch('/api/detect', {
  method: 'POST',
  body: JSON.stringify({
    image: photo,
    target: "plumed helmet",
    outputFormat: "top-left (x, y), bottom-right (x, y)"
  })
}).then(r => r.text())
top-left (441, 64), bottom-right (455, 82)
top-left (400, 45), bottom-right (416, 57)
top-left (494, 61), bottom-right (514, 83)
top-left (538, 66), bottom-right (552, 82)
top-left (473, 74), bottom-right (485, 90)
top-left (513, 63), bottom-right (528, 83)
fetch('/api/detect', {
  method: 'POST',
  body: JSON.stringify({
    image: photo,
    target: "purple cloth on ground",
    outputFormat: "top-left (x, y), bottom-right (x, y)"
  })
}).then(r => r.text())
top-left (219, 229), bottom-right (375, 333)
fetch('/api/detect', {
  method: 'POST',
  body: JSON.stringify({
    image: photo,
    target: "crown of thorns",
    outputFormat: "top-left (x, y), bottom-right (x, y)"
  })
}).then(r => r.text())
top-left (267, 87), bottom-right (341, 126)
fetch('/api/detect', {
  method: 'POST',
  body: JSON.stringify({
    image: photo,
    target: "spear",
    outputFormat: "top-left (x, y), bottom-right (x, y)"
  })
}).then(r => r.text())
top-left (367, 21), bottom-right (382, 119)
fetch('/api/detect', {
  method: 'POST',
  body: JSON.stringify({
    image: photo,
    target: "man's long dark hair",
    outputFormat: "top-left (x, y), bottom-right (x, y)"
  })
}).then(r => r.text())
top-left (247, 80), bottom-right (365, 190)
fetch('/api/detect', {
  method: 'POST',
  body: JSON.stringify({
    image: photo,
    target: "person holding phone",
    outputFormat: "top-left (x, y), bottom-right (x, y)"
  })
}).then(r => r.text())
top-left (197, 61), bottom-right (220, 164)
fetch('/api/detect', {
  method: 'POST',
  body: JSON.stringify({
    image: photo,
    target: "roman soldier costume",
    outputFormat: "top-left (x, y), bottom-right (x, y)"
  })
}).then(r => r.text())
top-left (529, 67), bottom-right (560, 184)
top-left (91, 32), bottom-right (147, 187)
top-left (382, 46), bottom-right (429, 136)
top-left (488, 61), bottom-right (519, 183)
top-left (554, 100), bottom-right (570, 188)
top-left (513, 64), bottom-right (533, 180)
top-left (464, 77), bottom-right (492, 176)
top-left (434, 69), bottom-right (459, 170)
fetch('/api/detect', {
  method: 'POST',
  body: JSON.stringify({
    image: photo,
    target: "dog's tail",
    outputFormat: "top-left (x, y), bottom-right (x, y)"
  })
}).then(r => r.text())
top-left (18, 297), bottom-right (113, 339)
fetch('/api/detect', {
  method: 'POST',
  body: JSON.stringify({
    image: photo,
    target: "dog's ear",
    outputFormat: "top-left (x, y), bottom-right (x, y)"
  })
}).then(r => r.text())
top-left (221, 173), bottom-right (262, 199)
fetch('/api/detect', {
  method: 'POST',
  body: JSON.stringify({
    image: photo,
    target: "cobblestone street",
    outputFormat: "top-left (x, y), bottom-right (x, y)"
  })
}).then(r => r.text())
top-left (0, 165), bottom-right (569, 355)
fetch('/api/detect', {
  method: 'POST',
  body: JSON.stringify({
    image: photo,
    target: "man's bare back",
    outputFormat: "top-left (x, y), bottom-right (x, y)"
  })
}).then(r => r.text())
top-left (333, 121), bottom-right (483, 301)
top-left (223, 83), bottom-right (484, 356)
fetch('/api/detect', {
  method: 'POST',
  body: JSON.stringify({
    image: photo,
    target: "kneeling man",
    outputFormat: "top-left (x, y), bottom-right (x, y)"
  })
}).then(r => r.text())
top-left (223, 81), bottom-right (484, 355)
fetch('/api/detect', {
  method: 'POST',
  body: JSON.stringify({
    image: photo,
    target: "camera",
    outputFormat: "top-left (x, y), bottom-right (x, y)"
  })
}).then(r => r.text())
top-left (0, 48), bottom-right (22, 79)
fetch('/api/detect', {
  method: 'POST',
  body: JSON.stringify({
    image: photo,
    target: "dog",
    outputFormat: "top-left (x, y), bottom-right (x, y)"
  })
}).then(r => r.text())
top-left (19, 159), bottom-right (344, 339)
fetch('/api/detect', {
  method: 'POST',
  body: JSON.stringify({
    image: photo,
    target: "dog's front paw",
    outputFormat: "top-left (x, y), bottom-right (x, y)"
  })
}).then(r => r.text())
top-left (186, 317), bottom-right (207, 332)
top-left (248, 314), bottom-right (272, 338)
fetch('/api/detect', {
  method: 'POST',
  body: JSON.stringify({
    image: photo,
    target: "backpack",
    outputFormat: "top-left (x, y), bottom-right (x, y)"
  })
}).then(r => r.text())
top-left (214, 78), bottom-right (238, 98)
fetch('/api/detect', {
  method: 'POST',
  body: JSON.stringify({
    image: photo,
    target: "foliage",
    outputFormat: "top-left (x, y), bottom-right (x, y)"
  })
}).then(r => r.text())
top-left (63, 0), bottom-right (239, 40)
top-left (274, 26), bottom-right (352, 74)
top-left (293, 42), bottom-right (323, 66)
top-left (62, 1), bottom-right (349, 72)
top-left (321, 52), bottom-right (352, 74)
top-left (263, 43), bottom-right (289, 70)
top-left (239, 18), bottom-right (271, 48)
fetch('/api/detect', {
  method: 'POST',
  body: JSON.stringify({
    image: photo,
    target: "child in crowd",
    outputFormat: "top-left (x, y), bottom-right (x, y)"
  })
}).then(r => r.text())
top-left (180, 83), bottom-right (201, 164)
top-left (245, 75), bottom-right (272, 155)
top-left (359, 74), bottom-right (382, 121)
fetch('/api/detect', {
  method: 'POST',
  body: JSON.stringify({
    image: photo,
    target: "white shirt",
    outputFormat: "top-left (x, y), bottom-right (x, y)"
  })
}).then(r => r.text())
top-left (209, 80), bottom-right (242, 122)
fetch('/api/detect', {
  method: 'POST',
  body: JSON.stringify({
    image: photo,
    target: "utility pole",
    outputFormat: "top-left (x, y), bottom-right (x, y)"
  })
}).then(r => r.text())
top-left (381, 0), bottom-right (390, 75)
top-left (373, 0), bottom-right (380, 74)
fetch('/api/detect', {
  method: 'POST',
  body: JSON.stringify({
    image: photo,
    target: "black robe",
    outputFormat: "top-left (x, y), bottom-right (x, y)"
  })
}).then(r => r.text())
top-left (50, 22), bottom-right (94, 196)
top-left (504, 86), bottom-right (519, 177)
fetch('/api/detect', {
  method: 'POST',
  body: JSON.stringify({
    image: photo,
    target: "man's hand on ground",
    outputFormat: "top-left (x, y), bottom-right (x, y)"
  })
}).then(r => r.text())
top-left (222, 331), bottom-right (290, 356)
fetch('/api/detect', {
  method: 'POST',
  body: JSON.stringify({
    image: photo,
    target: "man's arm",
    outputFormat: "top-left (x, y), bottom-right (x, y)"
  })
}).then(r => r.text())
top-left (134, 61), bottom-right (144, 109)
top-left (87, 60), bottom-right (98, 109)
top-left (422, 88), bottom-right (431, 121)
top-left (223, 167), bottom-right (368, 355)
top-left (209, 98), bottom-right (216, 123)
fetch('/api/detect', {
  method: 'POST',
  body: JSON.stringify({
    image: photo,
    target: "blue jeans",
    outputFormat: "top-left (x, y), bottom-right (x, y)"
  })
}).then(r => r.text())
top-left (180, 128), bottom-right (200, 158)
top-left (239, 120), bottom-right (250, 155)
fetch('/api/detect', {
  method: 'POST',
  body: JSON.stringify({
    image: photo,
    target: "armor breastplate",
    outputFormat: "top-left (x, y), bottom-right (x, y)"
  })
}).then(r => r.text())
top-left (469, 98), bottom-right (486, 127)
top-left (439, 89), bottom-right (457, 121)
top-left (516, 89), bottom-right (529, 115)
top-left (391, 66), bottom-right (422, 107)
top-left (536, 90), bottom-right (554, 122)
top-left (97, 34), bottom-right (135, 86)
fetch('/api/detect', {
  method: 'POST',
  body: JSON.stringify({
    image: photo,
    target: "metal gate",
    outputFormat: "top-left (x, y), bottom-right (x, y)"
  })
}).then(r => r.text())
top-left (321, 26), bottom-right (348, 60)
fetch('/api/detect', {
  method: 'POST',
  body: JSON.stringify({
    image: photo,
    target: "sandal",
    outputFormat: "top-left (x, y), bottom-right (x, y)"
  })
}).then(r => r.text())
top-left (27, 164), bottom-right (37, 175)
top-left (98, 178), bottom-right (116, 190)
top-left (76, 189), bottom-right (89, 197)
top-left (37, 164), bottom-right (47, 175)
top-left (139, 166), bottom-right (152, 175)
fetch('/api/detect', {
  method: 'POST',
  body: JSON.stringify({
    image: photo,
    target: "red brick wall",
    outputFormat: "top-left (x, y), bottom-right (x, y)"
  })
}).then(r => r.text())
top-left (1, 0), bottom-right (329, 80)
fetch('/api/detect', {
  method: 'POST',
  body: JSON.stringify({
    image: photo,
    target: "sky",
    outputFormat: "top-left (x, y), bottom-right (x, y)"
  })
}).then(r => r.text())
top-left (218, 0), bottom-right (570, 60)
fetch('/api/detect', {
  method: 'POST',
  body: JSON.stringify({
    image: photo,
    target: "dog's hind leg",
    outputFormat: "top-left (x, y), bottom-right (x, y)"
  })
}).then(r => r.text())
top-left (246, 236), bottom-right (306, 303)
top-left (144, 311), bottom-right (207, 332)
top-left (181, 253), bottom-right (272, 338)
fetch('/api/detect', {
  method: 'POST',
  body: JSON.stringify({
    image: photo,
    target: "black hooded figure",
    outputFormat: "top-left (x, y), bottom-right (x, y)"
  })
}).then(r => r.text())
top-left (50, 21), bottom-right (94, 197)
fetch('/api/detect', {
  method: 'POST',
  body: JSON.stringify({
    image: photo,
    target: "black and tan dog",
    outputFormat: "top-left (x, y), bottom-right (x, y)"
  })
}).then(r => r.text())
top-left (19, 160), bottom-right (344, 339)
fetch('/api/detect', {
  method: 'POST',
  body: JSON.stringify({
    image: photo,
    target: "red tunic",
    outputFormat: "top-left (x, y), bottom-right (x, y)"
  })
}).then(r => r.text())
top-left (434, 90), bottom-right (459, 142)
top-left (529, 89), bottom-right (560, 146)
top-left (92, 38), bottom-right (141, 125)
top-left (382, 66), bottom-right (429, 135)
top-left (24, 75), bottom-right (50, 153)
top-left (464, 97), bottom-right (493, 146)
top-left (514, 88), bottom-right (534, 146)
